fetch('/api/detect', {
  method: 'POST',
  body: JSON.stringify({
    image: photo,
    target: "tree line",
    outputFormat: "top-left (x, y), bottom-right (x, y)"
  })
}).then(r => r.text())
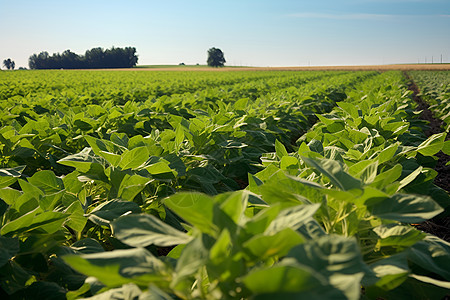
top-left (28, 46), bottom-right (138, 69)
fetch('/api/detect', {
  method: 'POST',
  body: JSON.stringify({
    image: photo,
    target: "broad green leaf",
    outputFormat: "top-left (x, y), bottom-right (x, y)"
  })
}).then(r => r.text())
top-left (1, 209), bottom-right (66, 236)
top-left (112, 214), bottom-right (192, 247)
top-left (71, 238), bottom-right (105, 254)
top-left (408, 236), bottom-right (450, 281)
top-left (370, 193), bottom-right (443, 223)
top-left (370, 164), bottom-right (402, 190)
top-left (0, 166), bottom-right (25, 189)
top-left (234, 98), bottom-right (249, 110)
top-left (280, 156), bottom-right (299, 170)
top-left (288, 235), bottom-right (371, 300)
top-left (275, 139), bottom-right (288, 159)
top-left (243, 262), bottom-right (331, 295)
top-left (171, 235), bottom-right (212, 290)
top-left (99, 151), bottom-right (121, 167)
top-left (244, 228), bottom-right (304, 260)
top-left (0, 236), bottom-right (19, 267)
top-left (398, 166), bottom-right (423, 190)
top-left (57, 148), bottom-right (108, 182)
top-left (265, 203), bottom-right (321, 235)
top-left (416, 133), bottom-right (446, 156)
top-left (118, 147), bottom-right (149, 170)
top-left (57, 147), bottom-right (105, 172)
top-left (216, 190), bottom-right (248, 224)
top-left (110, 133), bottom-right (129, 149)
top-left (373, 224), bottom-right (426, 248)
top-left (377, 143), bottom-right (399, 164)
top-left (370, 253), bottom-right (410, 290)
top-left (89, 199), bottom-right (141, 226)
top-left (118, 174), bottom-right (153, 201)
top-left (442, 140), bottom-right (450, 155)
top-left (301, 157), bottom-right (362, 191)
top-left (337, 101), bottom-right (359, 119)
top-left (0, 209), bottom-right (38, 236)
top-left (64, 201), bottom-right (87, 232)
top-left (144, 161), bottom-right (173, 175)
top-left (28, 170), bottom-right (64, 194)
top-left (63, 248), bottom-right (167, 288)
top-left (164, 192), bottom-right (217, 236)
top-left (0, 187), bottom-right (22, 205)
top-left (209, 229), bottom-right (231, 265)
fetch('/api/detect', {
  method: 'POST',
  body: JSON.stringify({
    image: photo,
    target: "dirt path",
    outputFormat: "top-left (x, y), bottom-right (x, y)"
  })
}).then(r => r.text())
top-left (404, 72), bottom-right (450, 242)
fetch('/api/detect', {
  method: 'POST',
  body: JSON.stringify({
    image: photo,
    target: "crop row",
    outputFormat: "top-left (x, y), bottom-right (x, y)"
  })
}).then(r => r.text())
top-left (0, 70), bottom-right (449, 299)
top-left (408, 70), bottom-right (450, 132)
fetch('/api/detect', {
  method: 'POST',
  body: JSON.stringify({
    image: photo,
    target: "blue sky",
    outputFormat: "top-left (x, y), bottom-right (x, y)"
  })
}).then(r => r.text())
top-left (1, 0), bottom-right (449, 68)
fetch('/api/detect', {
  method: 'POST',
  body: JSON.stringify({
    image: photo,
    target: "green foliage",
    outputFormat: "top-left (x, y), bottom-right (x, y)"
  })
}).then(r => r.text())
top-left (0, 70), bottom-right (448, 299)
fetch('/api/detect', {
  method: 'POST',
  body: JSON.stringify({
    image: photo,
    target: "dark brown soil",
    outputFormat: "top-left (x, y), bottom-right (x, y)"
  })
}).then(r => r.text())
top-left (404, 72), bottom-right (450, 243)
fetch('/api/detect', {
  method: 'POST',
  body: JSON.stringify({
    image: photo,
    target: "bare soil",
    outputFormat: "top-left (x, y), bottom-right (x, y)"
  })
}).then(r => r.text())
top-left (405, 72), bottom-right (450, 242)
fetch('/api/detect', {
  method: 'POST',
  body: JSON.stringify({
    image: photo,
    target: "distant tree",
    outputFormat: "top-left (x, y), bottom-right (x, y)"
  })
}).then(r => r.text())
top-left (207, 47), bottom-right (226, 67)
top-left (3, 58), bottom-right (15, 70)
top-left (28, 47), bottom-right (138, 69)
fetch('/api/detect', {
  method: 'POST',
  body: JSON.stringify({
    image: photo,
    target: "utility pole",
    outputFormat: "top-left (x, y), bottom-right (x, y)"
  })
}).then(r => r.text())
top-left (432, 56), bottom-right (434, 64)
top-left (441, 54), bottom-right (443, 64)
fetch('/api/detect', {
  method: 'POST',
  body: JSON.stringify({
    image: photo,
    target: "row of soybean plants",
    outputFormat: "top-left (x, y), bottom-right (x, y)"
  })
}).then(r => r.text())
top-left (0, 70), bottom-right (377, 299)
top-left (46, 71), bottom-right (450, 299)
top-left (408, 70), bottom-right (450, 132)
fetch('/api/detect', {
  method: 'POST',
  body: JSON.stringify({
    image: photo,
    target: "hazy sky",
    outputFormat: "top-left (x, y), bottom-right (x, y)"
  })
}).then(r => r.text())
top-left (1, 0), bottom-right (450, 68)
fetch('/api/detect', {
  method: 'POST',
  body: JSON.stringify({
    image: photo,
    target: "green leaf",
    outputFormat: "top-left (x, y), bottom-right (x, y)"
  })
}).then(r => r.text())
top-left (442, 140), bottom-right (450, 155)
top-left (79, 283), bottom-right (144, 300)
top-left (71, 238), bottom-right (105, 254)
top-left (373, 224), bottom-right (426, 248)
top-left (275, 139), bottom-right (288, 159)
top-left (118, 147), bottom-right (149, 170)
top-left (89, 199), bottom-right (141, 226)
top-left (0, 166), bottom-right (26, 189)
top-left (28, 170), bottom-right (64, 194)
top-left (370, 164), bottom-right (402, 190)
top-left (398, 166), bottom-right (423, 190)
top-left (0, 236), bottom-right (19, 267)
top-left (164, 192), bottom-right (217, 236)
top-left (216, 190), bottom-right (248, 224)
top-left (0, 187), bottom-right (22, 205)
top-left (144, 161), bottom-right (173, 175)
top-left (57, 148), bottom-right (108, 182)
top-left (118, 174), bottom-right (153, 201)
top-left (112, 214), bottom-right (192, 247)
top-left (1, 209), bottom-right (67, 236)
top-left (63, 248), bottom-right (167, 288)
top-left (280, 156), bottom-right (299, 170)
top-left (370, 253), bottom-right (410, 290)
top-left (301, 157), bottom-right (362, 191)
top-left (370, 193), bottom-right (443, 223)
top-left (64, 201), bottom-right (87, 232)
top-left (337, 101), bottom-right (359, 119)
top-left (408, 236), bottom-right (450, 281)
top-left (377, 143), bottom-right (399, 164)
top-left (171, 235), bottom-right (212, 290)
top-left (244, 228), bottom-right (304, 260)
top-left (287, 235), bottom-right (371, 300)
top-left (243, 262), bottom-right (333, 296)
top-left (265, 203), bottom-right (321, 235)
top-left (57, 147), bottom-right (105, 173)
top-left (416, 133), bottom-right (446, 156)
